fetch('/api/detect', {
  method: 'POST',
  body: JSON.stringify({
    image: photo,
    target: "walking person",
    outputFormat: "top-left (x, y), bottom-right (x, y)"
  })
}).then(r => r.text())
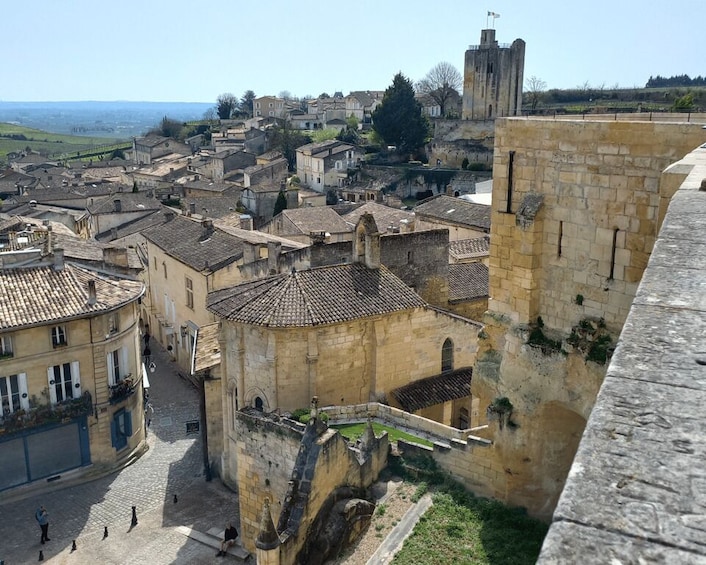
top-left (35, 505), bottom-right (50, 544)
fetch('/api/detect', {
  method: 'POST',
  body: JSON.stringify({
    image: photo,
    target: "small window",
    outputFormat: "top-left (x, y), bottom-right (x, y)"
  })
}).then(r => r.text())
top-left (163, 262), bottom-right (168, 279)
top-left (185, 277), bottom-right (194, 309)
top-left (1, 373), bottom-right (28, 415)
top-left (0, 335), bottom-right (13, 358)
top-left (51, 326), bottom-right (67, 348)
top-left (254, 396), bottom-right (264, 411)
top-left (108, 313), bottom-right (119, 334)
top-left (442, 338), bottom-right (454, 372)
top-left (153, 257), bottom-right (157, 270)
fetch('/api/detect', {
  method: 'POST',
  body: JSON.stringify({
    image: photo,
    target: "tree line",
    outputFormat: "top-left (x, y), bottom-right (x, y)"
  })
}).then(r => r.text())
top-left (645, 75), bottom-right (706, 88)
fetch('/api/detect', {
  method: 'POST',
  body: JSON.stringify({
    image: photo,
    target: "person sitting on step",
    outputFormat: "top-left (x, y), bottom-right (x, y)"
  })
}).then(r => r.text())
top-left (216, 521), bottom-right (238, 557)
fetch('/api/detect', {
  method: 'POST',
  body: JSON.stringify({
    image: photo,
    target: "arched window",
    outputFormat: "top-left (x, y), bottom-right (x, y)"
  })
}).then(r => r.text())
top-left (254, 396), bottom-right (264, 411)
top-left (442, 338), bottom-right (454, 373)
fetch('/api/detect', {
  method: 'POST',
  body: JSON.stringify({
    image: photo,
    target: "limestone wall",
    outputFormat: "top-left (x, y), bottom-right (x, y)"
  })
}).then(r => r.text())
top-left (538, 142), bottom-right (706, 562)
top-left (222, 308), bottom-right (480, 413)
top-left (474, 118), bottom-right (706, 520)
top-left (233, 410), bottom-right (304, 554)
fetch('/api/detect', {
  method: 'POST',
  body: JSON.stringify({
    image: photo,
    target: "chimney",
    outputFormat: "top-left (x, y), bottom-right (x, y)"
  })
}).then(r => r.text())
top-left (239, 214), bottom-right (253, 231)
top-left (267, 242), bottom-right (281, 273)
top-left (45, 225), bottom-right (53, 254)
top-left (87, 280), bottom-right (97, 305)
top-left (53, 248), bottom-right (65, 271)
top-left (164, 211), bottom-right (175, 222)
top-left (113, 199), bottom-right (122, 212)
top-left (103, 247), bottom-right (129, 268)
top-left (242, 243), bottom-right (256, 265)
top-left (200, 219), bottom-right (214, 241)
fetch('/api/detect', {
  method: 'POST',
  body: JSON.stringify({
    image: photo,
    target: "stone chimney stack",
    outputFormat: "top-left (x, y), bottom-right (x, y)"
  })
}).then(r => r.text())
top-left (113, 199), bottom-right (122, 212)
top-left (87, 279), bottom-right (97, 305)
top-left (240, 214), bottom-right (254, 231)
top-left (103, 247), bottom-right (129, 268)
top-left (53, 248), bottom-right (65, 271)
top-left (267, 242), bottom-right (281, 274)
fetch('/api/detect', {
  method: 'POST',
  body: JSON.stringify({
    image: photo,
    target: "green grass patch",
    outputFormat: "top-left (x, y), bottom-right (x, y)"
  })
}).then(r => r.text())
top-left (392, 488), bottom-right (548, 565)
top-left (331, 422), bottom-right (433, 448)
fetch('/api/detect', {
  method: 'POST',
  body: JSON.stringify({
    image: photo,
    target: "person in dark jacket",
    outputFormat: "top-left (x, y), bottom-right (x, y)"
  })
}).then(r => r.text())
top-left (216, 521), bottom-right (238, 556)
top-left (35, 506), bottom-right (50, 544)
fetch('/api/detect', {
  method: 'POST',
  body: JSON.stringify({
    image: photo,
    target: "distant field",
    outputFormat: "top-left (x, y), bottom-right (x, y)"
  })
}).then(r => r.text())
top-left (0, 123), bottom-right (129, 165)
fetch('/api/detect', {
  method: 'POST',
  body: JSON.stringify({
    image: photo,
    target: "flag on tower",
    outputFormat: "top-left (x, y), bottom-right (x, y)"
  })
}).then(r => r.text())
top-left (488, 11), bottom-right (500, 18)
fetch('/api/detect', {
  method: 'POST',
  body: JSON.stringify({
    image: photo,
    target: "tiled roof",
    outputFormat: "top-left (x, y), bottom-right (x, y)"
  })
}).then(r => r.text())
top-left (88, 193), bottom-right (162, 214)
top-left (272, 207), bottom-right (352, 236)
top-left (296, 139), bottom-right (353, 157)
top-left (95, 208), bottom-right (169, 242)
top-left (342, 202), bottom-right (414, 231)
top-left (414, 195), bottom-right (491, 231)
top-left (207, 263), bottom-right (426, 327)
top-left (0, 263), bottom-right (144, 331)
top-left (193, 322), bottom-right (221, 374)
top-left (448, 263), bottom-right (489, 302)
top-left (142, 215), bottom-right (243, 271)
top-left (449, 236), bottom-right (490, 261)
top-left (390, 368), bottom-right (472, 412)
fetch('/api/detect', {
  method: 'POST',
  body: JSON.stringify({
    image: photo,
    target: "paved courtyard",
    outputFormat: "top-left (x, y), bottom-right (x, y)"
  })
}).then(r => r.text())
top-left (0, 343), bottom-right (248, 564)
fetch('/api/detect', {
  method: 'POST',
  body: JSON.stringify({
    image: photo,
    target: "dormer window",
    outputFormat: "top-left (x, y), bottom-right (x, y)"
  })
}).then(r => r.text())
top-left (0, 335), bottom-right (13, 359)
top-left (51, 326), bottom-right (67, 348)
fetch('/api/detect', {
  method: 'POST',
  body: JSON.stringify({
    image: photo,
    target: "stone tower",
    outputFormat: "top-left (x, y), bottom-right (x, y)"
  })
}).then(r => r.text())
top-left (462, 28), bottom-right (525, 120)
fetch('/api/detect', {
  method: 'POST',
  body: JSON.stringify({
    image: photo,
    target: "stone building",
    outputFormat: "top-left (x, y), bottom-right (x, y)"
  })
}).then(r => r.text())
top-left (461, 28), bottom-right (525, 120)
top-left (0, 249), bottom-right (145, 492)
top-left (206, 215), bottom-right (481, 491)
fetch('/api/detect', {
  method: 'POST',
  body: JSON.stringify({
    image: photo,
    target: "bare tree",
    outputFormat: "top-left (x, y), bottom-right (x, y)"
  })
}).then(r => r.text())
top-left (525, 76), bottom-right (547, 113)
top-left (416, 62), bottom-right (462, 117)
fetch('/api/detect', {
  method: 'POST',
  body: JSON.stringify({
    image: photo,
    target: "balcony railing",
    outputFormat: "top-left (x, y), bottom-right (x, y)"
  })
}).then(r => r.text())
top-left (109, 376), bottom-right (136, 405)
top-left (0, 391), bottom-right (92, 437)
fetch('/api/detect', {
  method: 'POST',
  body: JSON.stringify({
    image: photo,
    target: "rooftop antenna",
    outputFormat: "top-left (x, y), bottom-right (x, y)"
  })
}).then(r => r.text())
top-left (486, 10), bottom-right (500, 29)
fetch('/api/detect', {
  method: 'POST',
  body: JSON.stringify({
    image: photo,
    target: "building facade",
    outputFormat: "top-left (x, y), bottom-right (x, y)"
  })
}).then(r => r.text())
top-left (0, 252), bottom-right (145, 492)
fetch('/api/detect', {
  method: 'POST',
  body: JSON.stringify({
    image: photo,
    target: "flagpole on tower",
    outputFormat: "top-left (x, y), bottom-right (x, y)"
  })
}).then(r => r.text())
top-left (487, 10), bottom-right (500, 29)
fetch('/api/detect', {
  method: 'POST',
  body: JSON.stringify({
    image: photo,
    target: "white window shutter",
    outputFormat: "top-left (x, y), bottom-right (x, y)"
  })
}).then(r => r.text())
top-left (18, 373), bottom-right (29, 411)
top-left (107, 353), bottom-right (115, 386)
top-left (47, 367), bottom-right (57, 404)
top-left (121, 346), bottom-right (129, 379)
top-left (71, 361), bottom-right (81, 397)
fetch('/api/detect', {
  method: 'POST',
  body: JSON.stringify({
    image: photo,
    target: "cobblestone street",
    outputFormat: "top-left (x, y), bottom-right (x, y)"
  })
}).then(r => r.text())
top-left (0, 343), bottom-right (246, 565)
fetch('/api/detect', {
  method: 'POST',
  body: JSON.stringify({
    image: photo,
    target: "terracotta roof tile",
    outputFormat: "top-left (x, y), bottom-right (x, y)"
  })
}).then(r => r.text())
top-left (449, 236), bottom-right (490, 261)
top-left (390, 368), bottom-right (472, 412)
top-left (207, 263), bottom-right (426, 327)
top-left (415, 195), bottom-right (491, 231)
top-left (193, 322), bottom-right (221, 373)
top-left (448, 263), bottom-right (489, 301)
top-left (143, 215), bottom-right (244, 271)
top-left (0, 263), bottom-right (144, 330)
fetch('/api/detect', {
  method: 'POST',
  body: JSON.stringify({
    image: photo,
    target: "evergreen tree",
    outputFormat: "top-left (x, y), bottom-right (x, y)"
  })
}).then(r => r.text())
top-left (372, 73), bottom-right (430, 155)
top-left (273, 190), bottom-right (288, 217)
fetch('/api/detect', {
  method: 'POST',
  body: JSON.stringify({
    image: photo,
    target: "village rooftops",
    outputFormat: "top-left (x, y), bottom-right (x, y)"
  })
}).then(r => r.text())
top-left (87, 193), bottom-right (162, 215)
top-left (207, 262), bottom-right (426, 328)
top-left (265, 207), bottom-right (352, 237)
top-left (0, 262), bottom-right (144, 331)
top-left (414, 194), bottom-right (491, 232)
top-left (142, 214), bottom-right (244, 272)
top-left (342, 202), bottom-right (415, 232)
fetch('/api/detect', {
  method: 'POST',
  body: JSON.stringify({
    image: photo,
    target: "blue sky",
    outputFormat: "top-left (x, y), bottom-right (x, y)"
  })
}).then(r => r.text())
top-left (4, 0), bottom-right (704, 103)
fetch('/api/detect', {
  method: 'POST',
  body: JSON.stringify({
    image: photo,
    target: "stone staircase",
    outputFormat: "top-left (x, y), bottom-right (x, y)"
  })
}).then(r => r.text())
top-left (175, 525), bottom-right (250, 561)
